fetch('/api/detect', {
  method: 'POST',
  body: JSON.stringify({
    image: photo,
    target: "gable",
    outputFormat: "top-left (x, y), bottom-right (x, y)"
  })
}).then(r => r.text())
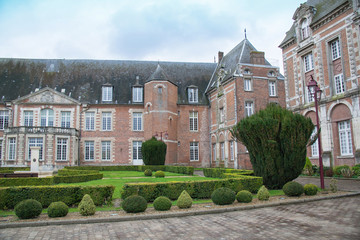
top-left (13, 88), bottom-right (80, 105)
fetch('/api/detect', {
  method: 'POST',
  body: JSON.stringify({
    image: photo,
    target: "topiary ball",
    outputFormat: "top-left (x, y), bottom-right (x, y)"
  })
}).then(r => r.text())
top-left (144, 169), bottom-right (153, 177)
top-left (15, 199), bottom-right (43, 219)
top-left (176, 190), bottom-right (193, 209)
top-left (257, 185), bottom-right (270, 201)
top-left (153, 196), bottom-right (172, 211)
top-left (283, 181), bottom-right (304, 197)
top-left (122, 195), bottom-right (147, 213)
top-left (304, 184), bottom-right (318, 196)
top-left (211, 187), bottom-right (236, 205)
top-left (78, 194), bottom-right (96, 216)
top-left (47, 201), bottom-right (69, 218)
top-left (236, 190), bottom-right (253, 203)
top-left (155, 170), bottom-right (165, 178)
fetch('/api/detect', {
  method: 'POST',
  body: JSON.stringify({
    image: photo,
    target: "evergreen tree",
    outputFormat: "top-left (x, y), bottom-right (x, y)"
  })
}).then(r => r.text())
top-left (141, 137), bottom-right (167, 165)
top-left (230, 104), bottom-right (314, 189)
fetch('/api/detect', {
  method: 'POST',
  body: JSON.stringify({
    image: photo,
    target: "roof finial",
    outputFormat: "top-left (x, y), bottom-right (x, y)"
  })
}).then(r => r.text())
top-left (244, 28), bottom-right (247, 39)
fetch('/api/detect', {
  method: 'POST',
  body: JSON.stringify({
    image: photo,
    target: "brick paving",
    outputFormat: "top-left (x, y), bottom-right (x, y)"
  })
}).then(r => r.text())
top-left (1, 176), bottom-right (360, 240)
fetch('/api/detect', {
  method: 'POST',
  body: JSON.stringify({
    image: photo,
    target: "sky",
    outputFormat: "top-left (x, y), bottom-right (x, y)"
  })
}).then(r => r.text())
top-left (0, 0), bottom-right (305, 73)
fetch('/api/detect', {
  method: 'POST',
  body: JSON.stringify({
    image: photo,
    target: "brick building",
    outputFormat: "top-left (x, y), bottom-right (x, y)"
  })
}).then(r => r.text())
top-left (279, 0), bottom-right (360, 167)
top-left (0, 38), bottom-right (284, 170)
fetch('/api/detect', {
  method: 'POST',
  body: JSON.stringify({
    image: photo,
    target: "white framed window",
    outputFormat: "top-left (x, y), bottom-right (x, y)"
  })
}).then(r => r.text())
top-left (245, 101), bottom-right (254, 117)
top-left (301, 18), bottom-right (310, 40)
top-left (102, 112), bottom-right (112, 131)
top-left (220, 142), bottom-right (225, 160)
top-left (269, 81), bottom-right (276, 96)
top-left (133, 141), bottom-right (142, 161)
top-left (61, 111), bottom-right (71, 128)
top-left (24, 111), bottom-right (33, 127)
top-left (85, 141), bottom-right (94, 161)
top-left (338, 120), bottom-right (353, 156)
top-left (188, 88), bottom-right (198, 103)
top-left (303, 53), bottom-right (314, 72)
top-left (190, 142), bottom-right (199, 161)
top-left (28, 137), bottom-right (43, 160)
top-left (230, 141), bottom-right (234, 161)
top-left (102, 141), bottom-right (111, 161)
top-left (8, 137), bottom-right (16, 160)
top-left (334, 74), bottom-right (345, 94)
top-left (40, 109), bottom-right (54, 127)
top-left (311, 127), bottom-right (319, 157)
top-left (219, 108), bottom-right (224, 123)
top-left (56, 138), bottom-right (68, 161)
top-left (331, 39), bottom-right (341, 60)
top-left (189, 111), bottom-right (198, 131)
top-left (102, 86), bottom-right (113, 102)
top-left (133, 112), bottom-right (143, 131)
top-left (132, 87), bottom-right (143, 103)
top-left (85, 112), bottom-right (95, 131)
top-left (212, 143), bottom-right (216, 161)
top-left (244, 78), bottom-right (252, 91)
top-left (0, 110), bottom-right (9, 130)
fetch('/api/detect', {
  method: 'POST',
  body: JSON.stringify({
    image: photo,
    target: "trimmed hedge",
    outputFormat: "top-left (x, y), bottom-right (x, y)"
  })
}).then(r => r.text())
top-left (65, 165), bottom-right (194, 175)
top-left (121, 175), bottom-right (263, 202)
top-left (0, 177), bottom-right (54, 187)
top-left (53, 173), bottom-right (103, 184)
top-left (0, 167), bottom-right (30, 171)
top-left (0, 185), bottom-right (114, 209)
top-left (0, 170), bottom-right (15, 174)
top-left (57, 169), bottom-right (99, 176)
top-left (203, 168), bottom-right (254, 178)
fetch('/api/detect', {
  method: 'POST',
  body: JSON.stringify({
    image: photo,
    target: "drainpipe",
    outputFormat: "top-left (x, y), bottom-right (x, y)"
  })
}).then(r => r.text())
top-left (78, 103), bottom-right (90, 166)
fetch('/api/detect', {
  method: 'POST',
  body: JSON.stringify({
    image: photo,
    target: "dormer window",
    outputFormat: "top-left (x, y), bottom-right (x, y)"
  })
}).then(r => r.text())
top-left (301, 18), bottom-right (310, 40)
top-left (268, 71), bottom-right (276, 77)
top-left (188, 87), bottom-right (198, 103)
top-left (102, 85), bottom-right (113, 102)
top-left (243, 69), bottom-right (251, 75)
top-left (132, 87), bottom-right (143, 103)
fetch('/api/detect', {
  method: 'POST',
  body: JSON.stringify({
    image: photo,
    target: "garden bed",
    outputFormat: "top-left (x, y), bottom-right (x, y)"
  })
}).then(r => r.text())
top-left (0, 190), bottom-right (351, 225)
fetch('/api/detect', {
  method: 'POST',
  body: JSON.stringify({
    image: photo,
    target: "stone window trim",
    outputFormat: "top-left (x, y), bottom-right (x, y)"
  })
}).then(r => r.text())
top-left (0, 110), bottom-right (9, 130)
top-left (8, 137), bottom-right (16, 161)
top-left (101, 112), bottom-right (112, 131)
top-left (55, 137), bottom-right (69, 161)
top-left (268, 80), bottom-right (277, 97)
top-left (23, 110), bottom-right (34, 127)
top-left (27, 137), bottom-right (44, 161)
top-left (330, 38), bottom-right (341, 61)
top-left (300, 18), bottom-right (310, 41)
top-left (132, 112), bottom-right (143, 131)
top-left (229, 141), bottom-right (235, 161)
top-left (132, 141), bottom-right (143, 161)
top-left (303, 52), bottom-right (314, 73)
top-left (338, 120), bottom-right (353, 156)
top-left (84, 141), bottom-right (95, 161)
top-left (61, 111), bottom-right (71, 128)
top-left (101, 140), bottom-right (112, 161)
top-left (85, 112), bottom-right (95, 131)
top-left (190, 141), bottom-right (199, 162)
top-left (334, 74), bottom-right (345, 95)
top-left (40, 109), bottom-right (54, 127)
top-left (244, 78), bottom-right (253, 92)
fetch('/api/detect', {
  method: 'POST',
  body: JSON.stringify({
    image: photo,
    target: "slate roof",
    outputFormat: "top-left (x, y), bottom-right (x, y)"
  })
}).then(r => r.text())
top-left (279, 0), bottom-right (350, 48)
top-left (0, 58), bottom-right (216, 105)
top-left (206, 38), bottom-right (274, 92)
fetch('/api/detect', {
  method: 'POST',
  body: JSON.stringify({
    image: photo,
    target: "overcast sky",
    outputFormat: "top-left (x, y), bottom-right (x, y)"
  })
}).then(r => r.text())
top-left (0, 0), bottom-right (304, 72)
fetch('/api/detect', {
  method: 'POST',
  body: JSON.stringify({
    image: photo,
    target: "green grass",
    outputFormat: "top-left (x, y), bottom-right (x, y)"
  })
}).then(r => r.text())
top-left (58, 171), bottom-right (213, 199)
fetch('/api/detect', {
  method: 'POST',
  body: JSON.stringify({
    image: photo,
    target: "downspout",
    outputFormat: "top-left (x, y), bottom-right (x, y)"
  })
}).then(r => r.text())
top-left (78, 103), bottom-right (90, 166)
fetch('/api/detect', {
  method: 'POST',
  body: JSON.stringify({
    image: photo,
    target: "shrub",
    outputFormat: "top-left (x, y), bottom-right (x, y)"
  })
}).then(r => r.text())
top-left (231, 104), bottom-right (314, 189)
top-left (283, 181), bottom-right (304, 197)
top-left (352, 165), bottom-right (360, 176)
top-left (203, 168), bottom-right (254, 178)
top-left (176, 190), bottom-right (192, 209)
top-left (211, 187), bottom-right (235, 205)
top-left (325, 168), bottom-right (334, 177)
top-left (341, 168), bottom-right (354, 178)
top-left (0, 177), bottom-right (54, 187)
top-left (78, 194), bottom-right (96, 216)
top-left (334, 165), bottom-right (351, 176)
top-left (304, 184), bottom-right (318, 196)
top-left (257, 185), bottom-right (270, 201)
top-left (142, 137), bottom-right (167, 165)
top-left (144, 169), bottom-right (153, 177)
top-left (153, 196), bottom-right (172, 211)
top-left (330, 178), bottom-right (338, 193)
top-left (154, 171), bottom-right (165, 178)
top-left (303, 157), bottom-right (313, 176)
top-left (47, 201), bottom-right (69, 218)
top-left (14, 199), bottom-right (42, 219)
top-left (121, 176), bottom-right (263, 202)
top-left (122, 195), bottom-right (147, 213)
top-left (236, 190), bottom-right (253, 203)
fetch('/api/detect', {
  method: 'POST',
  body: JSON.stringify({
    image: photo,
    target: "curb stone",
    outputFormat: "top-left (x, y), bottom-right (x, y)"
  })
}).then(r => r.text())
top-left (1, 191), bottom-right (359, 229)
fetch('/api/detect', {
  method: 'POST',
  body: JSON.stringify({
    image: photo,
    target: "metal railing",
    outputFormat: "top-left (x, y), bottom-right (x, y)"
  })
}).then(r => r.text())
top-left (4, 126), bottom-right (79, 136)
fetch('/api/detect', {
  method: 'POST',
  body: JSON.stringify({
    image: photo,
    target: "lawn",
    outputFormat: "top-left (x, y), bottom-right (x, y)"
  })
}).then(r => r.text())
top-left (58, 171), bottom-right (214, 199)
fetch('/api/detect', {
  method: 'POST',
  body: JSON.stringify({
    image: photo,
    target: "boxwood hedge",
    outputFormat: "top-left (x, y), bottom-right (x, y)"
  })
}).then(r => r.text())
top-left (0, 185), bottom-right (114, 209)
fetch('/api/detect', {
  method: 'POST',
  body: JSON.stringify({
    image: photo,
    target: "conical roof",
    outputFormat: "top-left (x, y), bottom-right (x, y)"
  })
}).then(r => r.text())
top-left (147, 64), bottom-right (176, 85)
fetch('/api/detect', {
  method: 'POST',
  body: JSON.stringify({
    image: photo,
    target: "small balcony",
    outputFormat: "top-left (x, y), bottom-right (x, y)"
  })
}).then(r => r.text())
top-left (4, 126), bottom-right (79, 137)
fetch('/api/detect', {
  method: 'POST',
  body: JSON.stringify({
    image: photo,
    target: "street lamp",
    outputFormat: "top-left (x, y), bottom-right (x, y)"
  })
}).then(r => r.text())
top-left (155, 131), bottom-right (168, 141)
top-left (307, 75), bottom-right (325, 189)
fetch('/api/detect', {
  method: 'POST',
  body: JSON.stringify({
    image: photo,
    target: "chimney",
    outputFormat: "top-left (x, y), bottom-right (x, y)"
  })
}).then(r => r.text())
top-left (250, 51), bottom-right (265, 65)
top-left (218, 51), bottom-right (224, 63)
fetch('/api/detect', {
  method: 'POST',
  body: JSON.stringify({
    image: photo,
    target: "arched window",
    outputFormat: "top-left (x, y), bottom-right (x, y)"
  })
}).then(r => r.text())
top-left (40, 109), bottom-right (54, 127)
top-left (301, 18), bottom-right (310, 40)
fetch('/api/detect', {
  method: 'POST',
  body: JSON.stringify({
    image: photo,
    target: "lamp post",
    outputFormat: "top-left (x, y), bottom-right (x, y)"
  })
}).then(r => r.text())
top-left (307, 76), bottom-right (325, 189)
top-left (155, 131), bottom-right (168, 141)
